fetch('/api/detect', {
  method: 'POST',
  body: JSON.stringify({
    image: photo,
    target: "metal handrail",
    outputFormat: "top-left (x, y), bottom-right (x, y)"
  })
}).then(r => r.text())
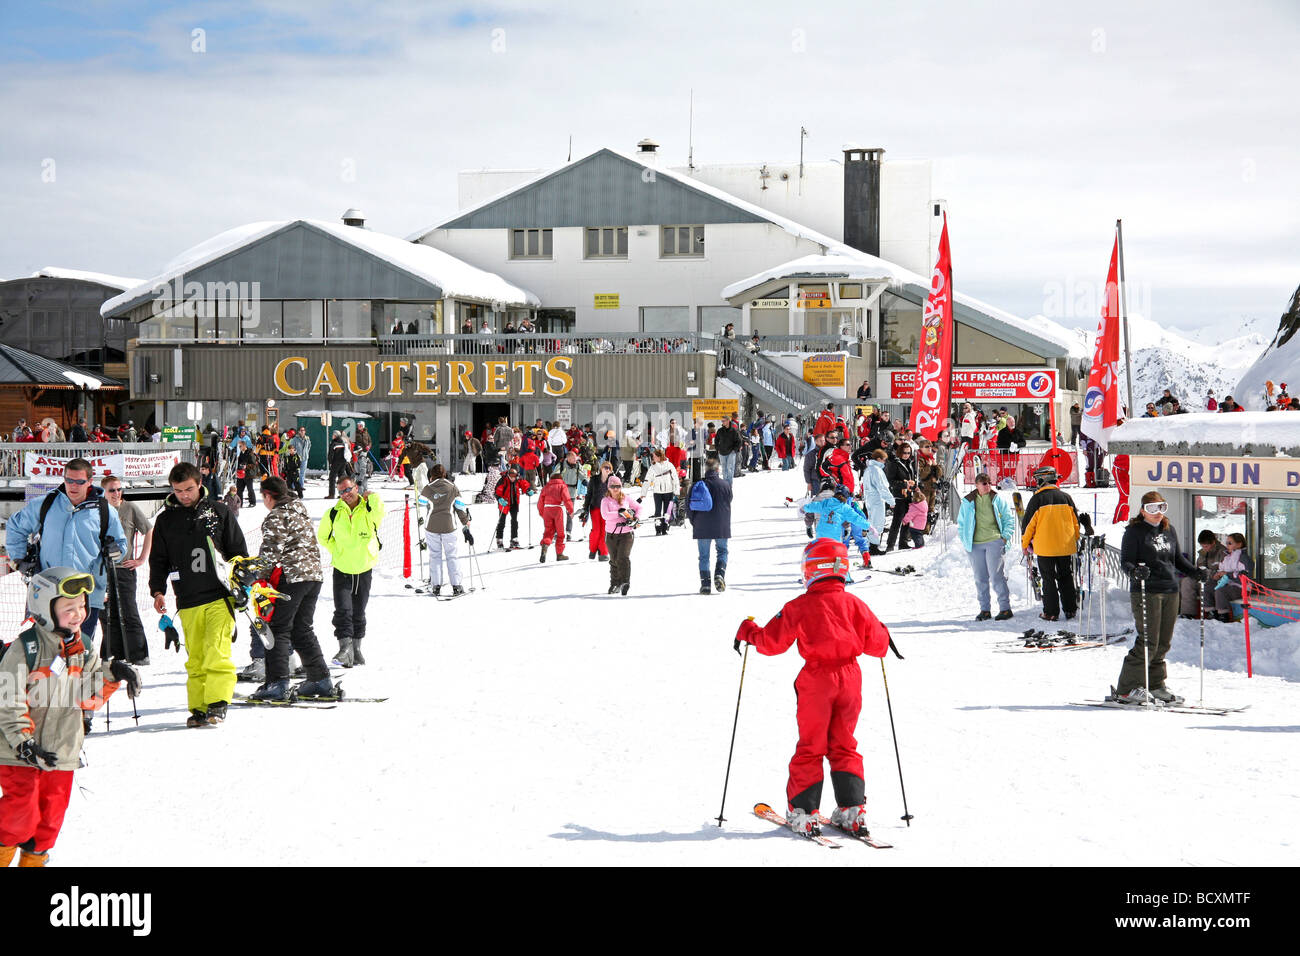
top-left (717, 345), bottom-right (828, 416)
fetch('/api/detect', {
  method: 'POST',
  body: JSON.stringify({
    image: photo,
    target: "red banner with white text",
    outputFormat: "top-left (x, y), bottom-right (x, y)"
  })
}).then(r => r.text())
top-left (1080, 233), bottom-right (1122, 450)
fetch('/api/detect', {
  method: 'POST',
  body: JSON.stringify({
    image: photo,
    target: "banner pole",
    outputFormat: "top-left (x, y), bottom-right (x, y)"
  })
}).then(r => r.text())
top-left (1116, 219), bottom-right (1135, 419)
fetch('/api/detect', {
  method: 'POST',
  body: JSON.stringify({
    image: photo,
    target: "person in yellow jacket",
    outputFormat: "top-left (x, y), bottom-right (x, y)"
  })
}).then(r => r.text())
top-left (1020, 465), bottom-right (1081, 621)
top-left (316, 478), bottom-right (385, 667)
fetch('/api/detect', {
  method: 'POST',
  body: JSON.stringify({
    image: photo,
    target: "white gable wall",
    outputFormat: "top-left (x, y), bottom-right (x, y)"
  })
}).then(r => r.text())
top-left (420, 222), bottom-right (830, 333)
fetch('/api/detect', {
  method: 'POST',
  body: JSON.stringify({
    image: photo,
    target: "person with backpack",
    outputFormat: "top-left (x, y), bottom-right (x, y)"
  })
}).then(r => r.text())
top-left (4, 458), bottom-right (128, 666)
top-left (316, 475), bottom-right (385, 667)
top-left (0, 568), bottom-right (138, 867)
top-left (688, 457), bottom-right (733, 593)
top-left (419, 464), bottom-right (472, 595)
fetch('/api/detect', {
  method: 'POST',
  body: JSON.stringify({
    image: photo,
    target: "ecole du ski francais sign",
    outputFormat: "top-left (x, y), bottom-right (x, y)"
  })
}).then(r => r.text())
top-left (273, 356), bottom-right (575, 398)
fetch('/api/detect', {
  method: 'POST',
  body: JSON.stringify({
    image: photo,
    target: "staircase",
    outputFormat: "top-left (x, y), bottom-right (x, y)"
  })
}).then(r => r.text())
top-left (715, 345), bottom-right (828, 418)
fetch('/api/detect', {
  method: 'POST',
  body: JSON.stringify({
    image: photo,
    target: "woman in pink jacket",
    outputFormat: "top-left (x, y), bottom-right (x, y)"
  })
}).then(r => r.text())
top-left (600, 476), bottom-right (641, 595)
top-left (903, 488), bottom-right (929, 549)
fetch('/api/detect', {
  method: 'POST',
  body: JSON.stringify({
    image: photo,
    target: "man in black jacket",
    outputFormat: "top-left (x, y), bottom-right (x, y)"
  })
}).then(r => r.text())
top-left (149, 462), bottom-right (248, 727)
top-left (715, 417), bottom-right (741, 483)
top-left (688, 457), bottom-right (734, 593)
top-left (883, 443), bottom-right (919, 552)
top-left (327, 431), bottom-right (351, 498)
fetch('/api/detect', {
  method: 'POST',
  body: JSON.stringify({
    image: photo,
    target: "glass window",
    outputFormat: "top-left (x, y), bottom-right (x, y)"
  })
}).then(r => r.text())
top-left (327, 300), bottom-right (375, 340)
top-left (640, 306), bottom-right (690, 334)
top-left (1258, 498), bottom-right (1300, 589)
top-left (879, 292), bottom-right (921, 366)
top-left (197, 300), bottom-right (239, 342)
top-left (283, 300), bottom-right (323, 339)
top-left (700, 306), bottom-right (742, 336)
top-left (662, 225), bottom-right (704, 257)
top-left (1193, 495), bottom-right (1250, 553)
top-left (586, 227), bottom-right (628, 258)
top-left (139, 308), bottom-right (194, 341)
top-left (840, 283), bottom-right (863, 299)
top-left (956, 322), bottom-right (1044, 364)
top-left (242, 300), bottom-right (282, 341)
top-left (510, 229), bottom-right (552, 259)
top-left (382, 302), bottom-right (441, 335)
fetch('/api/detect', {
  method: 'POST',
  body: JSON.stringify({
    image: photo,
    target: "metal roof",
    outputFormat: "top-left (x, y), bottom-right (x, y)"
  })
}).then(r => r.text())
top-left (0, 343), bottom-right (125, 388)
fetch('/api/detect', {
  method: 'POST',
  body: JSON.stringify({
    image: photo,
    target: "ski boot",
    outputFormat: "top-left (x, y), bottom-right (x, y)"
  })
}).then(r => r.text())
top-left (509, 539), bottom-right (521, 551)
top-left (0, 845), bottom-right (14, 867)
top-left (975, 610), bottom-right (992, 622)
top-left (238, 657), bottom-right (266, 682)
top-left (830, 804), bottom-right (870, 836)
top-left (332, 639), bottom-right (355, 667)
top-left (1150, 685), bottom-right (1185, 705)
top-left (295, 676), bottom-right (336, 699)
top-left (496, 538), bottom-right (505, 550)
top-left (556, 552), bottom-right (570, 561)
top-left (428, 585), bottom-right (442, 597)
top-left (186, 709), bottom-right (208, 728)
top-left (18, 850), bottom-right (48, 867)
top-left (352, 639), bottom-right (366, 665)
top-left (250, 679), bottom-right (291, 702)
top-left (1110, 685), bottom-right (1154, 706)
top-left (540, 544), bottom-right (548, 563)
top-left (994, 609), bottom-right (1014, 621)
top-left (451, 585), bottom-right (465, 597)
top-left (205, 701), bottom-right (229, 725)
top-left (786, 807), bottom-right (820, 837)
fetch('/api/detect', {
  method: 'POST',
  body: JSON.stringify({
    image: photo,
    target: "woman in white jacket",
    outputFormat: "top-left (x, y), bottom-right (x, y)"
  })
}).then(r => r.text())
top-left (645, 448), bottom-right (681, 536)
top-left (862, 449), bottom-right (893, 555)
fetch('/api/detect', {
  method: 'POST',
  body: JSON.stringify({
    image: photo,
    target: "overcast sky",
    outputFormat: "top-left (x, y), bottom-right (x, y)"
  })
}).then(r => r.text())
top-left (2, 0), bottom-right (1296, 338)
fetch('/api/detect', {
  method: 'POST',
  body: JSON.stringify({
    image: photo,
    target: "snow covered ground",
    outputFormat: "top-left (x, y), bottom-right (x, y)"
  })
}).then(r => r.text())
top-left (34, 471), bottom-right (1299, 866)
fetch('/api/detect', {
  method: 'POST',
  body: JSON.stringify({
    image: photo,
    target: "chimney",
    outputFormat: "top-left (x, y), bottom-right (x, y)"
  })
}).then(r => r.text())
top-left (636, 138), bottom-right (660, 166)
top-left (842, 147), bottom-right (884, 257)
top-left (341, 208), bottom-right (366, 228)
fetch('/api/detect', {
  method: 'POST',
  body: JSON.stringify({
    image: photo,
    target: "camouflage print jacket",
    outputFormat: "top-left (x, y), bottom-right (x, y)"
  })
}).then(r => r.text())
top-left (258, 498), bottom-right (323, 584)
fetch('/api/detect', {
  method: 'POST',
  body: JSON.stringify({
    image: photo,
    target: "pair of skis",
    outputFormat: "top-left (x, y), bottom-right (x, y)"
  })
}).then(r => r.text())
top-left (752, 803), bottom-right (893, 849)
top-left (994, 627), bottom-right (1133, 653)
top-left (234, 684), bottom-right (388, 707)
top-left (1071, 697), bottom-right (1249, 717)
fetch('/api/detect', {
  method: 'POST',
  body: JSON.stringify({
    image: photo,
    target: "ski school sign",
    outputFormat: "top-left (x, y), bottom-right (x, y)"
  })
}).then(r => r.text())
top-left (1131, 455), bottom-right (1300, 494)
top-left (889, 368), bottom-right (1057, 401)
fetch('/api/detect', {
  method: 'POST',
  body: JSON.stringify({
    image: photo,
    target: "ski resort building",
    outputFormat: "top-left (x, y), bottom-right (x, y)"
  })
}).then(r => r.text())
top-left (104, 142), bottom-right (1082, 459)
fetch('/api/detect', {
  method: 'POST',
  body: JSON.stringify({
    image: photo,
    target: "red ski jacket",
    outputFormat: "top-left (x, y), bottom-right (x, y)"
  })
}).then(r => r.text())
top-left (736, 579), bottom-right (890, 664)
top-left (494, 475), bottom-right (532, 509)
top-left (813, 411), bottom-right (837, 436)
top-left (537, 477), bottom-right (574, 516)
top-left (823, 448), bottom-right (855, 493)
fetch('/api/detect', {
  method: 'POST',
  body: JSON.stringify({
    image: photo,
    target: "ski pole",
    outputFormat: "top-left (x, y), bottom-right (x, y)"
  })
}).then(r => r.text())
top-left (715, 636), bottom-right (750, 827)
top-left (1199, 603), bottom-right (1206, 708)
top-left (1139, 567), bottom-right (1151, 705)
top-left (880, 659), bottom-right (913, 826)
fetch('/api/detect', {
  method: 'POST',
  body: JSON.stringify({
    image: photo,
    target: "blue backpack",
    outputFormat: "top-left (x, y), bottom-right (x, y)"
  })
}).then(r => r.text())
top-left (689, 479), bottom-right (713, 513)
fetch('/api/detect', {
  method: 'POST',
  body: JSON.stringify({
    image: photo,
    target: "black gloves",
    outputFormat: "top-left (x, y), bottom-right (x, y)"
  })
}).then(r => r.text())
top-left (16, 738), bottom-right (58, 769)
top-left (1195, 567), bottom-right (1209, 582)
top-left (1130, 565), bottom-right (1151, 582)
top-left (109, 659), bottom-right (142, 699)
top-left (463, 528), bottom-right (475, 546)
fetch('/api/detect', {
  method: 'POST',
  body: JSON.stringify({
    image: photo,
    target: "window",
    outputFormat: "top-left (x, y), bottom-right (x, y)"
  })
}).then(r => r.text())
top-left (640, 306), bottom-right (690, 334)
top-left (510, 228), bottom-right (553, 259)
top-left (139, 307), bottom-right (195, 341)
top-left (196, 300), bottom-right (239, 342)
top-left (242, 301), bottom-right (282, 341)
top-left (585, 227), bottom-right (628, 259)
top-left (879, 292), bottom-right (921, 366)
top-left (1258, 498), bottom-right (1300, 589)
top-left (283, 300), bottom-right (324, 339)
top-left (328, 300), bottom-right (376, 340)
top-left (662, 225), bottom-right (705, 257)
top-left (839, 283), bottom-right (863, 299)
top-left (955, 322), bottom-right (1043, 364)
top-left (700, 306), bottom-right (742, 336)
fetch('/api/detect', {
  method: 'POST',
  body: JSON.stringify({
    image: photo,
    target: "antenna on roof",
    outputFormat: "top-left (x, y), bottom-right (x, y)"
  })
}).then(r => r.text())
top-left (567, 136), bottom-right (572, 163)
top-left (688, 89), bottom-right (695, 171)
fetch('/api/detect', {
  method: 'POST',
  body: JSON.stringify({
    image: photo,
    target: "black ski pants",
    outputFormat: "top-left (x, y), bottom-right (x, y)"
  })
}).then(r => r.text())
top-left (102, 565), bottom-right (149, 663)
top-left (331, 569), bottom-right (372, 645)
top-left (1036, 554), bottom-right (1078, 618)
top-left (886, 496), bottom-right (910, 550)
top-left (265, 580), bottom-right (329, 682)
top-left (495, 505), bottom-right (519, 542)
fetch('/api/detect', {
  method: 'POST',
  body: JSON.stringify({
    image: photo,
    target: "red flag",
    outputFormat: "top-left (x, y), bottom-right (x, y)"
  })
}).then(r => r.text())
top-left (1080, 234), bottom-right (1122, 450)
top-left (909, 213), bottom-right (953, 440)
top-left (402, 495), bottom-right (412, 579)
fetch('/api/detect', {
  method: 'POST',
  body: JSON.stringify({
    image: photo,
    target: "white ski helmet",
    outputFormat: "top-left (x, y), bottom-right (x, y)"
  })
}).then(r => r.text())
top-left (26, 566), bottom-right (94, 630)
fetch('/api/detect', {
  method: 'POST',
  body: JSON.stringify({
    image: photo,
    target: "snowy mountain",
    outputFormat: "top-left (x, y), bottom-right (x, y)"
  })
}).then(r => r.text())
top-left (1067, 313), bottom-right (1267, 411)
top-left (1236, 284), bottom-right (1300, 407)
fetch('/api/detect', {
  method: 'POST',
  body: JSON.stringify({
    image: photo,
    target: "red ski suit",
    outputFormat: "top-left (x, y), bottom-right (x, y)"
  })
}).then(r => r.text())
top-left (736, 579), bottom-right (891, 812)
top-left (537, 477), bottom-right (574, 553)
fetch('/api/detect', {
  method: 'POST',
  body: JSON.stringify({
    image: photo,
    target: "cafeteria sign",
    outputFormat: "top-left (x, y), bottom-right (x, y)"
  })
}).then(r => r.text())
top-left (692, 398), bottom-right (739, 422)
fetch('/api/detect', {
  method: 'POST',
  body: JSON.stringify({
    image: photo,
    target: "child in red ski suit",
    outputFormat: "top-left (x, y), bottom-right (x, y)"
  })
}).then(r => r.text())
top-left (537, 474), bottom-right (574, 562)
top-left (734, 539), bottom-right (891, 833)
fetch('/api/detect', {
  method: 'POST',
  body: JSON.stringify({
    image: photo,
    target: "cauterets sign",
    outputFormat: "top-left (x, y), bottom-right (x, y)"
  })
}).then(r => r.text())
top-left (1130, 455), bottom-right (1300, 494)
top-left (273, 356), bottom-right (575, 398)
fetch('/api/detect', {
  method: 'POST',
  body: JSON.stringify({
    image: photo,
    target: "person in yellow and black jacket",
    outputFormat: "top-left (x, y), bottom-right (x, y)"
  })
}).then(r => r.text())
top-left (1020, 466), bottom-right (1081, 621)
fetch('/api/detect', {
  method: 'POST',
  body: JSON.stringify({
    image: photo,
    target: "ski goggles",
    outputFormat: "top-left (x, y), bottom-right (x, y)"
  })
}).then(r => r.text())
top-left (1142, 501), bottom-right (1168, 515)
top-left (56, 573), bottom-right (96, 598)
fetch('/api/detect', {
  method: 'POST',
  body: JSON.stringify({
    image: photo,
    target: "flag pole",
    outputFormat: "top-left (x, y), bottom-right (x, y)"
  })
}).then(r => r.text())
top-left (1116, 219), bottom-right (1135, 418)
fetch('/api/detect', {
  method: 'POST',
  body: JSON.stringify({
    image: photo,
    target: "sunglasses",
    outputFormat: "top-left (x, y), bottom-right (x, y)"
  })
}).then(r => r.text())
top-left (65, 477), bottom-right (90, 486)
top-left (1142, 502), bottom-right (1168, 515)
top-left (338, 486), bottom-right (358, 495)
top-left (105, 487), bottom-right (123, 494)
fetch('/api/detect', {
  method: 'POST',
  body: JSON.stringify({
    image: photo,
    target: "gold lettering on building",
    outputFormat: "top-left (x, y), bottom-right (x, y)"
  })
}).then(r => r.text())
top-left (544, 357), bottom-right (574, 397)
top-left (310, 361), bottom-right (343, 396)
top-left (447, 360), bottom-right (476, 396)
top-left (274, 357), bottom-right (308, 396)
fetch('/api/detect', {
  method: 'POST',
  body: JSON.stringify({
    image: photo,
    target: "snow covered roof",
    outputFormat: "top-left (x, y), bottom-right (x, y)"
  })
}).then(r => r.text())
top-left (722, 251), bottom-right (1080, 359)
top-left (407, 146), bottom-right (849, 251)
top-left (0, 343), bottom-right (124, 389)
top-left (102, 220), bottom-right (539, 317)
top-left (1109, 411), bottom-right (1300, 457)
top-left (30, 267), bottom-right (144, 291)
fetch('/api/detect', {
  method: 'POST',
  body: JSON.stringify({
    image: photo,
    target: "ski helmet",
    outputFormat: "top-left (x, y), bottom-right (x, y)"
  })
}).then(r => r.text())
top-left (1032, 465), bottom-right (1058, 486)
top-left (26, 566), bottom-right (94, 630)
top-left (801, 539), bottom-right (850, 587)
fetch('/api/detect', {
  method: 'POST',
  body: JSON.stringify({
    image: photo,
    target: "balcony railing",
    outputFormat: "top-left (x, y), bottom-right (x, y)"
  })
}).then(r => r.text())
top-left (376, 332), bottom-right (859, 357)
